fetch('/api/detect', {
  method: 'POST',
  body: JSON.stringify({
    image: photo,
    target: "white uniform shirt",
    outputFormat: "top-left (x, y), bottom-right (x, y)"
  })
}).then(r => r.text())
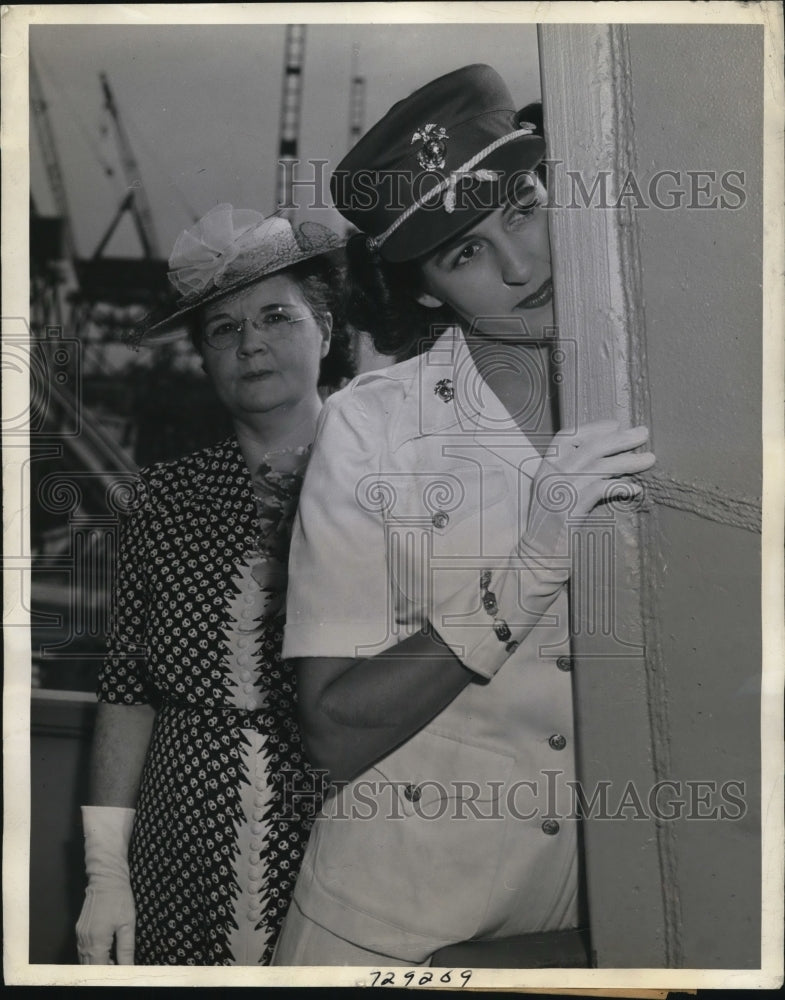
top-left (284, 327), bottom-right (580, 962)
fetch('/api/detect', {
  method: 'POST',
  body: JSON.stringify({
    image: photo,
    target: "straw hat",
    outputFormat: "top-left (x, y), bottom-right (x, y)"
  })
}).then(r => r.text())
top-left (134, 205), bottom-right (345, 343)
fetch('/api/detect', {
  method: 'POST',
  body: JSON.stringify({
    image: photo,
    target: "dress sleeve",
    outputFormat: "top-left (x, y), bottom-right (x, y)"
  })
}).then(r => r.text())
top-left (97, 474), bottom-right (155, 704)
top-left (283, 391), bottom-right (395, 660)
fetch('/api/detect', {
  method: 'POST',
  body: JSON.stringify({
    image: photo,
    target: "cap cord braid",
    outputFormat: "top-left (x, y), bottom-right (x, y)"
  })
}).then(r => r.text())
top-left (366, 125), bottom-right (535, 253)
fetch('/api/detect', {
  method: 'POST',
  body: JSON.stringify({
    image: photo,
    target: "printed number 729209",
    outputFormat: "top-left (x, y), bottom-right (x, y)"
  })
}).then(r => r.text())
top-left (368, 969), bottom-right (472, 988)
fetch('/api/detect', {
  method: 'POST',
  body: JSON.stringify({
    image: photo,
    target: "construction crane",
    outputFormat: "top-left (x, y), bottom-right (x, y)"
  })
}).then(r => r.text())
top-left (30, 55), bottom-right (76, 262)
top-left (348, 47), bottom-right (366, 150)
top-left (29, 56), bottom-right (80, 335)
top-left (44, 72), bottom-right (169, 351)
top-left (276, 25), bottom-right (306, 210)
top-left (66, 71), bottom-right (169, 344)
top-left (99, 71), bottom-right (162, 260)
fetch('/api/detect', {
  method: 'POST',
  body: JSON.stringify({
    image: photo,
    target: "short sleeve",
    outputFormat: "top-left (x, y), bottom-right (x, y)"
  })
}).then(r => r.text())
top-left (97, 475), bottom-right (155, 704)
top-left (283, 392), bottom-right (394, 660)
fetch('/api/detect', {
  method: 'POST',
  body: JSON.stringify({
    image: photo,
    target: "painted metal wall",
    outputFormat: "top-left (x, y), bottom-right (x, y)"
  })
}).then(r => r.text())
top-left (540, 21), bottom-right (764, 968)
top-left (541, 22), bottom-right (762, 968)
top-left (626, 24), bottom-right (762, 968)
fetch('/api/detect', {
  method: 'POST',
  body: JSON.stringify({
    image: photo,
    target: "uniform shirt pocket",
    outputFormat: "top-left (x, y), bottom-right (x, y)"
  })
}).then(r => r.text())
top-left (381, 466), bottom-right (510, 619)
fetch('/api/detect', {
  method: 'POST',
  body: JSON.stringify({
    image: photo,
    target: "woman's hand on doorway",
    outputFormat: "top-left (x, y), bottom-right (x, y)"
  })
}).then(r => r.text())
top-left (523, 419), bottom-right (656, 561)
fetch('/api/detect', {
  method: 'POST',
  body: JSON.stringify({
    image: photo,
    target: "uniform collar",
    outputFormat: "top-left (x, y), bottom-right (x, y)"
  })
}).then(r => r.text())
top-left (388, 326), bottom-right (523, 452)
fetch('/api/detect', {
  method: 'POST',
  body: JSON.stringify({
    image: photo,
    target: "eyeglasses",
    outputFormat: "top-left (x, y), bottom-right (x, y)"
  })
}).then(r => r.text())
top-left (203, 307), bottom-right (311, 350)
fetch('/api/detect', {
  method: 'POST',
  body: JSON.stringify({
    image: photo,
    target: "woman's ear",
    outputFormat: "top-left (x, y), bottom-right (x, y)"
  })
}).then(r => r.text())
top-left (415, 291), bottom-right (444, 309)
top-left (320, 312), bottom-right (333, 357)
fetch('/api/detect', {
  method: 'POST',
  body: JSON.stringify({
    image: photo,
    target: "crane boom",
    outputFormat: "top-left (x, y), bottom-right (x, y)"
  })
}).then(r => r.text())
top-left (30, 56), bottom-right (76, 259)
top-left (348, 53), bottom-right (366, 149)
top-left (276, 25), bottom-right (306, 210)
top-left (100, 72), bottom-right (161, 259)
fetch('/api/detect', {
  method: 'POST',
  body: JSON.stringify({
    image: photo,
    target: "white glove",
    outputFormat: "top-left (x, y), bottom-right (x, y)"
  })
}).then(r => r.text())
top-left (523, 420), bottom-right (653, 561)
top-left (76, 806), bottom-right (137, 965)
top-left (432, 421), bottom-right (654, 679)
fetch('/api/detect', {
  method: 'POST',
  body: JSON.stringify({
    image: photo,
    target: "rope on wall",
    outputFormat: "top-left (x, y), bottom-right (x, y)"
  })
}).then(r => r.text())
top-left (641, 471), bottom-right (762, 534)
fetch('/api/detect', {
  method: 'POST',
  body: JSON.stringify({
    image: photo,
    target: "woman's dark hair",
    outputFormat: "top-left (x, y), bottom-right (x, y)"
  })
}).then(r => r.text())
top-left (287, 255), bottom-right (356, 390)
top-left (518, 101), bottom-right (547, 187)
top-left (344, 233), bottom-right (455, 362)
top-left (188, 253), bottom-right (356, 390)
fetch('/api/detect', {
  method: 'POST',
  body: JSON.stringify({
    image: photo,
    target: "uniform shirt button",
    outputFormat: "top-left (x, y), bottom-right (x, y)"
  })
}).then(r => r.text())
top-left (548, 734), bottom-right (567, 751)
top-left (248, 854), bottom-right (262, 866)
top-left (243, 682), bottom-right (254, 694)
top-left (481, 590), bottom-right (499, 615)
top-left (557, 656), bottom-right (573, 672)
top-left (239, 671), bottom-right (252, 683)
top-left (251, 822), bottom-right (264, 835)
top-left (238, 654), bottom-right (250, 666)
top-left (238, 637), bottom-right (250, 649)
top-left (541, 819), bottom-right (560, 836)
top-left (255, 778), bottom-right (267, 792)
top-left (493, 619), bottom-right (512, 642)
top-left (245, 698), bottom-right (258, 711)
top-left (431, 511), bottom-right (449, 529)
top-left (248, 869), bottom-right (263, 882)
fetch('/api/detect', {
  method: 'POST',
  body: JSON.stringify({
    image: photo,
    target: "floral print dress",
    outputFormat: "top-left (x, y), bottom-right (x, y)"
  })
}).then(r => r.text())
top-left (98, 437), bottom-right (322, 965)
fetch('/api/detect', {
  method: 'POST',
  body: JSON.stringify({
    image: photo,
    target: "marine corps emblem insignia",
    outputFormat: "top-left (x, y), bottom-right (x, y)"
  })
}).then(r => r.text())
top-left (411, 123), bottom-right (450, 171)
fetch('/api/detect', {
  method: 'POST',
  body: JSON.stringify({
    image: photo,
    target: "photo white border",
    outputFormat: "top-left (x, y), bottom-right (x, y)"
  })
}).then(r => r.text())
top-left (3, 1), bottom-right (783, 990)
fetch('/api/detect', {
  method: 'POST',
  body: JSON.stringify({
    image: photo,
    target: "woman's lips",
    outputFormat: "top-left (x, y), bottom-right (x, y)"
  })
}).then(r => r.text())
top-left (518, 277), bottom-right (553, 310)
top-left (242, 369), bottom-right (273, 380)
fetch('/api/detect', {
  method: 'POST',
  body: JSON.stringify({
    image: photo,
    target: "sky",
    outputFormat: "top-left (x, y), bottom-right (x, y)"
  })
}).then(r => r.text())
top-left (30, 21), bottom-right (541, 262)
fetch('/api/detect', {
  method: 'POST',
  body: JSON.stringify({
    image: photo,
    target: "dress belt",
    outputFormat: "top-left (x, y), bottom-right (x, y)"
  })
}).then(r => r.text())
top-left (429, 926), bottom-right (591, 969)
top-left (158, 697), bottom-right (273, 729)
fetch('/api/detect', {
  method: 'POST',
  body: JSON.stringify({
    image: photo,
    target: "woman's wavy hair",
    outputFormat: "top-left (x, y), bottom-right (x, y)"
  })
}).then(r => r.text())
top-left (188, 254), bottom-right (356, 391)
top-left (344, 234), bottom-right (455, 363)
top-left (343, 101), bottom-right (546, 363)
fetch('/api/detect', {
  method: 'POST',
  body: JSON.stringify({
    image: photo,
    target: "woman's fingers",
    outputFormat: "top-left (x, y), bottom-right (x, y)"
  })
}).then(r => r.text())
top-left (573, 477), bottom-right (644, 519)
top-left (573, 425), bottom-right (649, 459)
top-left (527, 420), bottom-right (657, 547)
top-left (115, 922), bottom-right (136, 965)
top-left (550, 426), bottom-right (652, 472)
top-left (77, 941), bottom-right (113, 964)
top-left (557, 419), bottom-right (620, 444)
top-left (597, 425), bottom-right (650, 457)
top-left (583, 450), bottom-right (657, 478)
top-left (535, 462), bottom-right (651, 517)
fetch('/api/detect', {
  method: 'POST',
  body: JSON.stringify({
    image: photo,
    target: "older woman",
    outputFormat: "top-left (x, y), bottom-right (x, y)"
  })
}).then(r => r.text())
top-left (273, 65), bottom-right (656, 966)
top-left (75, 206), bottom-right (353, 965)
